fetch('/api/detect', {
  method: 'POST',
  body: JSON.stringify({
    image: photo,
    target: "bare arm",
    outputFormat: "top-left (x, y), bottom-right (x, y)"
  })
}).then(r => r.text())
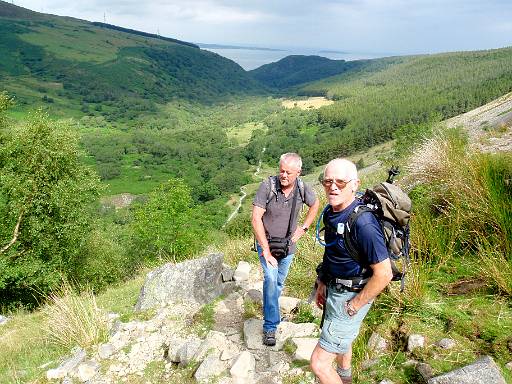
top-left (251, 205), bottom-right (277, 267)
top-left (291, 197), bottom-right (320, 242)
top-left (349, 258), bottom-right (393, 312)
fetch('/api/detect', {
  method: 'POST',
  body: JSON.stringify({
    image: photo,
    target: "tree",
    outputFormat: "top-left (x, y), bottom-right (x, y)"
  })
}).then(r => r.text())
top-left (131, 179), bottom-right (202, 262)
top-left (0, 100), bottom-right (102, 308)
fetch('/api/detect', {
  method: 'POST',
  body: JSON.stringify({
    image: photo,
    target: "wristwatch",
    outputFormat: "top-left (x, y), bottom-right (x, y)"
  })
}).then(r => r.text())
top-left (345, 300), bottom-right (358, 317)
top-left (301, 225), bottom-right (309, 232)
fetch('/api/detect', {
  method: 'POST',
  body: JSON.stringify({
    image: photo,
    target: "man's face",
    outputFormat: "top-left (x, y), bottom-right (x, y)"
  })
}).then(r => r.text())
top-left (279, 160), bottom-right (300, 188)
top-left (323, 164), bottom-right (356, 210)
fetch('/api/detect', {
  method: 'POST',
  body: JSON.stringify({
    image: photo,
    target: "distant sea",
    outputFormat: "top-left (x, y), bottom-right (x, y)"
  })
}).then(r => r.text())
top-left (198, 44), bottom-right (390, 71)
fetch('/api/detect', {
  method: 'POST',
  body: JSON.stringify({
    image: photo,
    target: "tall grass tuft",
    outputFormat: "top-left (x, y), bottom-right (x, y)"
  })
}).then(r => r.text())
top-left (44, 283), bottom-right (109, 351)
top-left (405, 127), bottom-right (512, 295)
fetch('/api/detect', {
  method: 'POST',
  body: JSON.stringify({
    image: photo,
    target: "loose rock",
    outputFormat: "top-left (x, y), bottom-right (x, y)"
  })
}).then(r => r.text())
top-left (234, 261), bottom-right (251, 282)
top-left (407, 334), bottom-right (425, 351)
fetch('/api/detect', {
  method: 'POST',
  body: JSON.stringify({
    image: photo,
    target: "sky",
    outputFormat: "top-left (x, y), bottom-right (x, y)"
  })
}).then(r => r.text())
top-left (11, 0), bottom-right (512, 55)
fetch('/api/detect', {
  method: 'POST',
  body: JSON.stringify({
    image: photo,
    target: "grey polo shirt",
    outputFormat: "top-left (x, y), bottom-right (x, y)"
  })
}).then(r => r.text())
top-left (253, 177), bottom-right (316, 254)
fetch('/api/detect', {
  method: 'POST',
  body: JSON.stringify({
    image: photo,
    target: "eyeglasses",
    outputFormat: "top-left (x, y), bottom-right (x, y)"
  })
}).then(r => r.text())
top-left (321, 178), bottom-right (353, 190)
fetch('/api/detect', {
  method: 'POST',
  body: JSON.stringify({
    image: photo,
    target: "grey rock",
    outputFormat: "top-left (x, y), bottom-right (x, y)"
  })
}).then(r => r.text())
top-left (506, 361), bottom-right (512, 371)
top-left (222, 281), bottom-right (238, 296)
top-left (378, 380), bottom-right (395, 384)
top-left (135, 253), bottom-right (224, 311)
top-left (230, 351), bottom-right (256, 380)
top-left (279, 296), bottom-right (300, 313)
top-left (290, 338), bottom-right (318, 361)
top-left (98, 343), bottom-right (115, 359)
top-left (194, 354), bottom-right (227, 382)
top-left (0, 315), bottom-right (8, 326)
top-left (60, 347), bottom-right (87, 374)
top-left (243, 319), bottom-right (318, 351)
top-left (417, 362), bottom-right (435, 381)
top-left (437, 338), bottom-right (456, 349)
top-left (367, 332), bottom-right (388, 354)
top-left (407, 334), bottom-right (425, 351)
top-left (77, 360), bottom-right (100, 382)
top-left (178, 338), bottom-right (202, 366)
top-left (428, 355), bottom-right (506, 384)
top-left (361, 358), bottom-right (380, 370)
top-left (222, 268), bottom-right (235, 282)
top-left (234, 261), bottom-right (251, 282)
top-left (245, 289), bottom-right (263, 303)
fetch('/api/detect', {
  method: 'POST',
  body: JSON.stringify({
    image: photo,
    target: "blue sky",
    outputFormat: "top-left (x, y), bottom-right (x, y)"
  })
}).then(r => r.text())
top-left (13, 0), bottom-right (512, 55)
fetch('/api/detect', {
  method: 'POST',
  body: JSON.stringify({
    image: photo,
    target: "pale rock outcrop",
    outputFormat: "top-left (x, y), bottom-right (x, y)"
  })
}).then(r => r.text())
top-left (428, 356), bottom-right (506, 384)
top-left (135, 253), bottom-right (225, 311)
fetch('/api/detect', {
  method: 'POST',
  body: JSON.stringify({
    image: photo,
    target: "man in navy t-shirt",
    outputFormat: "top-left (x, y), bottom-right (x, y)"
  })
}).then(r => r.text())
top-left (310, 158), bottom-right (393, 384)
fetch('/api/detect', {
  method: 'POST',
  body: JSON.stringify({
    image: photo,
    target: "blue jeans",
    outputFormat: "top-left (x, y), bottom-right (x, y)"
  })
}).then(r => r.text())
top-left (258, 245), bottom-right (294, 332)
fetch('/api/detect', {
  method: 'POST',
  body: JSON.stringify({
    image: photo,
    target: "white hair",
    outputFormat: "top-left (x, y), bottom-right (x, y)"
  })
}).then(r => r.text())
top-left (324, 158), bottom-right (358, 180)
top-left (280, 153), bottom-right (302, 170)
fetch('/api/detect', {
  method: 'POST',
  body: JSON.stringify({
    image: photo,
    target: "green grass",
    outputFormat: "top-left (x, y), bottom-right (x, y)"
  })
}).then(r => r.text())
top-left (226, 121), bottom-right (267, 146)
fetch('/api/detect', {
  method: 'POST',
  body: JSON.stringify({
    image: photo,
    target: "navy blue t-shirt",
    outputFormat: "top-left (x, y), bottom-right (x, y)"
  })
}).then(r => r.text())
top-left (322, 199), bottom-right (388, 279)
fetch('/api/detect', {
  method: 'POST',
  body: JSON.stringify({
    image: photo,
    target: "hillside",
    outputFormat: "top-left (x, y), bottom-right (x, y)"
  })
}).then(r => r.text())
top-left (0, 1), bottom-right (264, 119)
top-left (249, 54), bottom-right (403, 89)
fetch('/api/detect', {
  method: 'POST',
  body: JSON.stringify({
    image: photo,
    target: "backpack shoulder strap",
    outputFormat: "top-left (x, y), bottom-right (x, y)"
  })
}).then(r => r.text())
top-left (266, 176), bottom-right (278, 204)
top-left (297, 178), bottom-right (305, 203)
top-left (344, 204), bottom-right (373, 267)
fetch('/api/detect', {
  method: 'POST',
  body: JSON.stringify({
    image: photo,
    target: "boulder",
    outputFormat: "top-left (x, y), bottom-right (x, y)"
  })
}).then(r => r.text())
top-left (0, 315), bottom-right (8, 326)
top-left (135, 253), bottom-right (224, 311)
top-left (428, 355), bottom-right (506, 384)
top-left (98, 343), bottom-right (115, 359)
top-left (245, 289), bottom-right (263, 304)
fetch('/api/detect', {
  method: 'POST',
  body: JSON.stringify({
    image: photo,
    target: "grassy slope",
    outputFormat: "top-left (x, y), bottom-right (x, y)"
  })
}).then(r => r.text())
top-left (0, 1), bottom-right (265, 119)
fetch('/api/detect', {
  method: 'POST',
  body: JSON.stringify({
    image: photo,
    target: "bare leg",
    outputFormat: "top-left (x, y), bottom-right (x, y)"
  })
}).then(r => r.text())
top-left (310, 343), bottom-right (343, 384)
top-left (335, 344), bottom-right (352, 368)
top-left (335, 345), bottom-right (352, 384)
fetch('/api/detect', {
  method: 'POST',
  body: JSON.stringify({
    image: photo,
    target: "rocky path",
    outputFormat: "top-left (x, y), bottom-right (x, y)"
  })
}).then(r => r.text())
top-left (42, 254), bottom-right (510, 384)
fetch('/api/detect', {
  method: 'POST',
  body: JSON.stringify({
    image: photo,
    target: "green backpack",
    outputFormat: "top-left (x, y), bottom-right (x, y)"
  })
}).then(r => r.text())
top-left (316, 169), bottom-right (412, 290)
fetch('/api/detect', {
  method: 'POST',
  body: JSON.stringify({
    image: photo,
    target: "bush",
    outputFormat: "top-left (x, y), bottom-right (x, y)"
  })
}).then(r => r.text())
top-left (131, 179), bottom-right (204, 262)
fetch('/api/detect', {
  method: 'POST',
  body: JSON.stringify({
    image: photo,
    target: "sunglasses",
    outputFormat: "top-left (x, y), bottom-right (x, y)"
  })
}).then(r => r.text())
top-left (321, 178), bottom-right (353, 190)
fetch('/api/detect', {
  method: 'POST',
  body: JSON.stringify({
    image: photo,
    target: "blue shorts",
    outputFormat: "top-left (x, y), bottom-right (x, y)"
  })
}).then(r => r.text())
top-left (319, 285), bottom-right (372, 354)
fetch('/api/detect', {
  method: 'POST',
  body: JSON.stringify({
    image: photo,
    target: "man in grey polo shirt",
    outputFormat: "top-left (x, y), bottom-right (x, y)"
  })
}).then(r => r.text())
top-left (252, 153), bottom-right (319, 346)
